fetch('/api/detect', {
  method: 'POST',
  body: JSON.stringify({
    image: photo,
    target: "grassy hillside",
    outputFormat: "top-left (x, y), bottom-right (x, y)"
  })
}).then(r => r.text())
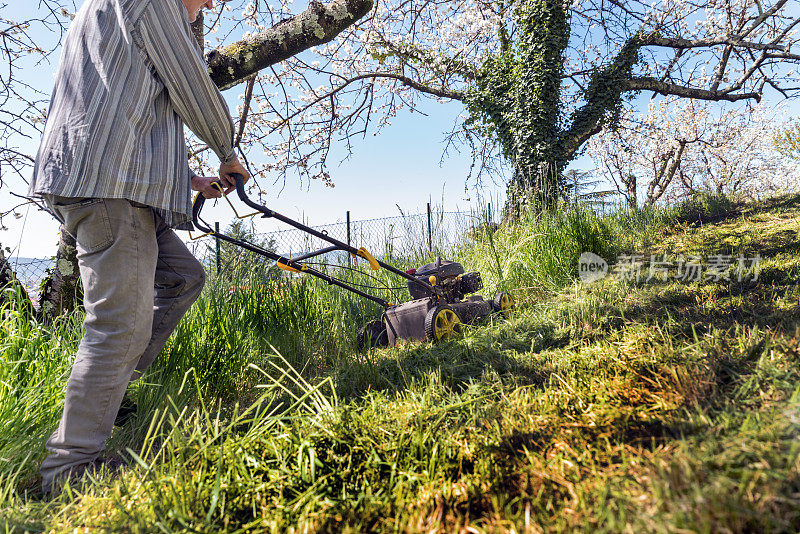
top-left (1, 194), bottom-right (799, 532)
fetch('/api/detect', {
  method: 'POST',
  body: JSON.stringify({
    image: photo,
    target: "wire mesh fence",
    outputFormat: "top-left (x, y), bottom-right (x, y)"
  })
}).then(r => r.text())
top-left (189, 206), bottom-right (495, 278)
top-left (6, 205), bottom-right (495, 306)
top-left (6, 195), bottom-right (628, 307)
top-left (5, 257), bottom-right (52, 306)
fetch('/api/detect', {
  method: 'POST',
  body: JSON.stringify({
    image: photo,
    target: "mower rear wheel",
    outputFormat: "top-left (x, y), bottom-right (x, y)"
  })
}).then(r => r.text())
top-left (357, 320), bottom-right (388, 349)
top-left (492, 292), bottom-right (515, 317)
top-left (425, 305), bottom-right (463, 342)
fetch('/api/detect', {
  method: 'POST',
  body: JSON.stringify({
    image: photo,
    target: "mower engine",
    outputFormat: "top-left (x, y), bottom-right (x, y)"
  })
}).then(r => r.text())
top-left (406, 260), bottom-right (484, 302)
top-left (357, 258), bottom-right (514, 349)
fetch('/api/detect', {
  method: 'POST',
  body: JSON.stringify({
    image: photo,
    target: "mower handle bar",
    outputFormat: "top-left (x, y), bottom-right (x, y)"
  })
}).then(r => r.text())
top-left (191, 173), bottom-right (437, 305)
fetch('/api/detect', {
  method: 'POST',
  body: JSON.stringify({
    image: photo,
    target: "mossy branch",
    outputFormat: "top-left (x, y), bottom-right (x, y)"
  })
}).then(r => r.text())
top-left (206, 0), bottom-right (374, 90)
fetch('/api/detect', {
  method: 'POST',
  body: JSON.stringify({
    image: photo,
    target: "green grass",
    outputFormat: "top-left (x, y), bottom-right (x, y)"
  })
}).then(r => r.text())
top-left (2, 193), bottom-right (800, 532)
top-left (458, 204), bottom-right (615, 301)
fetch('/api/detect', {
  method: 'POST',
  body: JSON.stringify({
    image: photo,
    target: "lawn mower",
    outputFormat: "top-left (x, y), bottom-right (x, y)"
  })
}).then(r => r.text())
top-left (191, 174), bottom-right (515, 348)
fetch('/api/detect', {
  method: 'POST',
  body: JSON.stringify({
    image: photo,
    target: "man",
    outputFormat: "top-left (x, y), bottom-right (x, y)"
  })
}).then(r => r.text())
top-left (29, 0), bottom-right (250, 494)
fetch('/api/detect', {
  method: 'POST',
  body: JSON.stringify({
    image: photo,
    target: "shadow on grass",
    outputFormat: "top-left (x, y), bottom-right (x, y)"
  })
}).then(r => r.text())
top-left (675, 193), bottom-right (800, 229)
top-left (607, 277), bottom-right (800, 336)
top-left (495, 416), bottom-right (692, 459)
top-left (745, 193), bottom-right (800, 215)
top-left (695, 227), bottom-right (800, 257)
top-left (750, 228), bottom-right (800, 257)
top-left (334, 319), bottom-right (558, 400)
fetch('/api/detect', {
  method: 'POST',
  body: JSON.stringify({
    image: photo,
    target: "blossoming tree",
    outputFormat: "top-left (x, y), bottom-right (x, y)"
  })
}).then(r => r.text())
top-left (206, 0), bottom-right (799, 216)
top-left (587, 99), bottom-right (799, 209)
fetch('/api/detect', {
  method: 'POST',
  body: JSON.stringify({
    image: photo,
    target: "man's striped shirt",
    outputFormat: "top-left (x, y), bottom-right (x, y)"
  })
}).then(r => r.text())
top-left (30, 0), bottom-right (236, 229)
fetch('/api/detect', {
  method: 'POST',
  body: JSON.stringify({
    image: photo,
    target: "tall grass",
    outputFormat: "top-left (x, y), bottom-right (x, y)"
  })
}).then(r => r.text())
top-left (9, 197), bottom-right (756, 531)
top-left (0, 286), bottom-right (79, 493)
top-left (459, 204), bottom-right (615, 299)
top-left (0, 201), bottom-right (626, 495)
top-left (664, 190), bottom-right (738, 224)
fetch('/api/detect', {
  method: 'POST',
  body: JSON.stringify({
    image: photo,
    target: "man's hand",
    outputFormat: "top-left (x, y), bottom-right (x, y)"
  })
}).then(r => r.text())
top-left (191, 175), bottom-right (224, 199)
top-left (218, 159), bottom-right (251, 195)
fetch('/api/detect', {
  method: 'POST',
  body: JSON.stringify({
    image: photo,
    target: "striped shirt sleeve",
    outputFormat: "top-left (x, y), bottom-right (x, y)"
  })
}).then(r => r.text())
top-left (135, 0), bottom-right (237, 164)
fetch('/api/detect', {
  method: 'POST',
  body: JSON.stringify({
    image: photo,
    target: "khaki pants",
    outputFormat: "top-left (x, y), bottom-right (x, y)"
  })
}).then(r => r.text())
top-left (40, 197), bottom-right (205, 492)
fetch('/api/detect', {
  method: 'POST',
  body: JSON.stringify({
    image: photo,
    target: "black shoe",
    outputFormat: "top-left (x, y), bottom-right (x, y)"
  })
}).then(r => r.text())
top-left (114, 396), bottom-right (137, 427)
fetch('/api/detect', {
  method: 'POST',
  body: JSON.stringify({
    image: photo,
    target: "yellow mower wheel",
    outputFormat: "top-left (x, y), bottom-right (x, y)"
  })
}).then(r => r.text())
top-left (492, 292), bottom-right (515, 317)
top-left (425, 305), bottom-right (463, 342)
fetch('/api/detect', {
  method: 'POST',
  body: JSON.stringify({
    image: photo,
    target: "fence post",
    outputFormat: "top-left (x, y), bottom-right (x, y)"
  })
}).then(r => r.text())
top-left (487, 203), bottom-right (492, 223)
top-left (346, 211), bottom-right (351, 266)
top-left (214, 222), bottom-right (221, 275)
top-left (427, 202), bottom-right (433, 252)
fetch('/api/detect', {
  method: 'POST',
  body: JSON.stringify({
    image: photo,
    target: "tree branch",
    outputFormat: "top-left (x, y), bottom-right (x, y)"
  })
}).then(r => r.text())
top-left (206, 0), bottom-right (374, 90)
top-left (264, 71), bottom-right (462, 136)
top-left (646, 139), bottom-right (686, 205)
top-left (642, 34), bottom-right (786, 53)
top-left (625, 77), bottom-right (761, 102)
top-left (373, 72), bottom-right (464, 99)
top-left (235, 76), bottom-right (256, 147)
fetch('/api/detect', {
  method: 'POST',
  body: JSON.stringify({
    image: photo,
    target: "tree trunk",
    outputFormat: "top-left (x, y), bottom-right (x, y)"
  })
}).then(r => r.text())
top-left (645, 140), bottom-right (686, 206)
top-left (505, 0), bottom-right (569, 217)
top-left (0, 245), bottom-right (31, 310)
top-left (505, 161), bottom-right (562, 220)
top-left (627, 176), bottom-right (637, 210)
top-left (463, 0), bottom-right (569, 219)
top-left (37, 228), bottom-right (81, 318)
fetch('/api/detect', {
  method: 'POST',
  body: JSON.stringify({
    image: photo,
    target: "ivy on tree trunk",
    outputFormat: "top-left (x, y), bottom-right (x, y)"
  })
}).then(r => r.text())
top-left (464, 0), bottom-right (644, 218)
top-left (465, 0), bottom-right (570, 217)
top-left (38, 229), bottom-right (81, 318)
